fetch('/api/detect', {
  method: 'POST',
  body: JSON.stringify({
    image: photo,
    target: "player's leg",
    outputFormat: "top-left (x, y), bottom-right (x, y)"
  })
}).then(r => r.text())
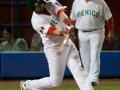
top-left (67, 42), bottom-right (94, 90)
top-left (89, 30), bottom-right (105, 83)
top-left (22, 47), bottom-right (70, 90)
top-left (78, 31), bottom-right (91, 74)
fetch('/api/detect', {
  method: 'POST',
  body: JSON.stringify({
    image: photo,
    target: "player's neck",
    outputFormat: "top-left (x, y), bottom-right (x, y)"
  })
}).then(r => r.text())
top-left (43, 8), bottom-right (50, 15)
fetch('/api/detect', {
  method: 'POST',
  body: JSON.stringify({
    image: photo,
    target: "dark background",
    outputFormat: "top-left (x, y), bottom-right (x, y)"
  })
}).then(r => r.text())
top-left (0, 0), bottom-right (120, 50)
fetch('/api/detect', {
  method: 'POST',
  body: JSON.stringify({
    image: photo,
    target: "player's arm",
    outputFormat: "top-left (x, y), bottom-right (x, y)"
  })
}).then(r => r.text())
top-left (55, 2), bottom-right (73, 27)
top-left (57, 9), bottom-right (77, 42)
top-left (47, 26), bottom-right (68, 36)
top-left (69, 19), bottom-right (76, 27)
top-left (106, 17), bottom-right (114, 43)
top-left (51, 0), bottom-right (75, 32)
top-left (57, 9), bottom-right (69, 25)
top-left (52, 0), bottom-right (69, 24)
top-left (32, 20), bottom-right (68, 36)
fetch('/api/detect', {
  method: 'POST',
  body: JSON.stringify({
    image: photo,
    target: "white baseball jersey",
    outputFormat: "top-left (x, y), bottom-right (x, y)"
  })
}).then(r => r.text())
top-left (31, 0), bottom-right (68, 48)
top-left (24, 1), bottom-right (94, 90)
top-left (70, 0), bottom-right (112, 31)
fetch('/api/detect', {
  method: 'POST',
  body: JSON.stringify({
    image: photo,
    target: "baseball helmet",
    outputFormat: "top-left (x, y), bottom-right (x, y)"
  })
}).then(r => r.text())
top-left (27, 0), bottom-right (45, 11)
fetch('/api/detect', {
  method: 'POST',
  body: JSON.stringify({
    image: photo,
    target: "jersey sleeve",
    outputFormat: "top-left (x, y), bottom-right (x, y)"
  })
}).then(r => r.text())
top-left (45, 0), bottom-right (67, 14)
top-left (32, 18), bottom-right (51, 35)
top-left (102, 0), bottom-right (112, 20)
top-left (53, 1), bottom-right (67, 14)
top-left (70, 0), bottom-right (77, 20)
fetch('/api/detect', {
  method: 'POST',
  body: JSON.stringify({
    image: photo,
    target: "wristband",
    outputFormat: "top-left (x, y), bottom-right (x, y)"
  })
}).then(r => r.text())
top-left (107, 18), bottom-right (114, 31)
top-left (69, 20), bottom-right (76, 26)
top-left (63, 18), bottom-right (69, 25)
top-left (60, 31), bottom-right (68, 36)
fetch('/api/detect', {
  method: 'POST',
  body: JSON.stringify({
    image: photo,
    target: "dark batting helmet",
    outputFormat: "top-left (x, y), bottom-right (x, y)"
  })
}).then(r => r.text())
top-left (27, 0), bottom-right (45, 11)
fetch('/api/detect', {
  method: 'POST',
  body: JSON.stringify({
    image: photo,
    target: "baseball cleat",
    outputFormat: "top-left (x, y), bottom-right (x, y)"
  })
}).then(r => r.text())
top-left (20, 81), bottom-right (28, 90)
top-left (91, 82), bottom-right (98, 86)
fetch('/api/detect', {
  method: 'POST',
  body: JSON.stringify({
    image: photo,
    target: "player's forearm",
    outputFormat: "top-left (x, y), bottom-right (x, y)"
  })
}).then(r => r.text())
top-left (60, 12), bottom-right (69, 24)
top-left (107, 17), bottom-right (114, 31)
top-left (54, 29), bottom-right (68, 36)
top-left (106, 17), bottom-right (114, 42)
top-left (57, 9), bottom-right (76, 32)
top-left (57, 9), bottom-right (69, 25)
top-left (47, 26), bottom-right (68, 36)
top-left (69, 19), bottom-right (76, 26)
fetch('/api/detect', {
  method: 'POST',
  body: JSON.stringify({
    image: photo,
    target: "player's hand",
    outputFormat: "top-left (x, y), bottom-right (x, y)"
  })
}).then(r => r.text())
top-left (106, 30), bottom-right (114, 43)
top-left (69, 29), bottom-right (76, 43)
top-left (66, 23), bottom-right (74, 31)
top-left (66, 24), bottom-right (76, 43)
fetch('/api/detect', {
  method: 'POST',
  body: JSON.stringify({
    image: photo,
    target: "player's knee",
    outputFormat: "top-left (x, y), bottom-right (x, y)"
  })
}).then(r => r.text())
top-left (50, 83), bottom-right (61, 87)
top-left (74, 67), bottom-right (88, 77)
top-left (49, 78), bottom-right (62, 87)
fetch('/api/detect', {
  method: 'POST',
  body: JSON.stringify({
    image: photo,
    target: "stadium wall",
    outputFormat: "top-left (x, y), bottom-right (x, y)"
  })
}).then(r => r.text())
top-left (0, 52), bottom-right (120, 78)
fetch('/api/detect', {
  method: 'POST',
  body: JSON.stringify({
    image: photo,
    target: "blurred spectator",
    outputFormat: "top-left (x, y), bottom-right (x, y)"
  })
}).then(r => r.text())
top-left (29, 33), bottom-right (44, 51)
top-left (114, 37), bottom-right (120, 50)
top-left (0, 26), bottom-right (29, 52)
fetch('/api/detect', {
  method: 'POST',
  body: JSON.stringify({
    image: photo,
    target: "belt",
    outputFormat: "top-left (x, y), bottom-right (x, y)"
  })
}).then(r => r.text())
top-left (80, 28), bottom-right (102, 32)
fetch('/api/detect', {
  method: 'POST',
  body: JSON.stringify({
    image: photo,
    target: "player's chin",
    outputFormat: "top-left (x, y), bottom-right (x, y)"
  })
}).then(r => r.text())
top-left (35, 11), bottom-right (42, 14)
top-left (35, 9), bottom-right (45, 14)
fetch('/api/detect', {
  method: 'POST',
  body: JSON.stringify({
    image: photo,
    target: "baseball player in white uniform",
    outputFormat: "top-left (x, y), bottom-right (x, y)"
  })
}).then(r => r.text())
top-left (20, 0), bottom-right (94, 90)
top-left (70, 0), bottom-right (114, 86)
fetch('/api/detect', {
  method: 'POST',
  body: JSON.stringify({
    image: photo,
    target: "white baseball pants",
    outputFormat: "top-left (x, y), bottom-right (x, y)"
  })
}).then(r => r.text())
top-left (25, 40), bottom-right (93, 90)
top-left (78, 29), bottom-right (105, 83)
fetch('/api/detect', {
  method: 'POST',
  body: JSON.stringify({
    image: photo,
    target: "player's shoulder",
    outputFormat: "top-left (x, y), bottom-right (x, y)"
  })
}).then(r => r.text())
top-left (32, 12), bottom-right (43, 19)
top-left (99, 0), bottom-right (108, 6)
top-left (31, 12), bottom-right (46, 23)
top-left (93, 0), bottom-right (107, 5)
top-left (72, 0), bottom-right (81, 5)
top-left (99, 0), bottom-right (107, 4)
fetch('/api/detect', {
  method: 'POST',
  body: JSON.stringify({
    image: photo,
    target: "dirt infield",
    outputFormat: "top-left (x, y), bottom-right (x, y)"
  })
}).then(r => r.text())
top-left (62, 78), bottom-right (120, 85)
top-left (0, 78), bottom-right (120, 86)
